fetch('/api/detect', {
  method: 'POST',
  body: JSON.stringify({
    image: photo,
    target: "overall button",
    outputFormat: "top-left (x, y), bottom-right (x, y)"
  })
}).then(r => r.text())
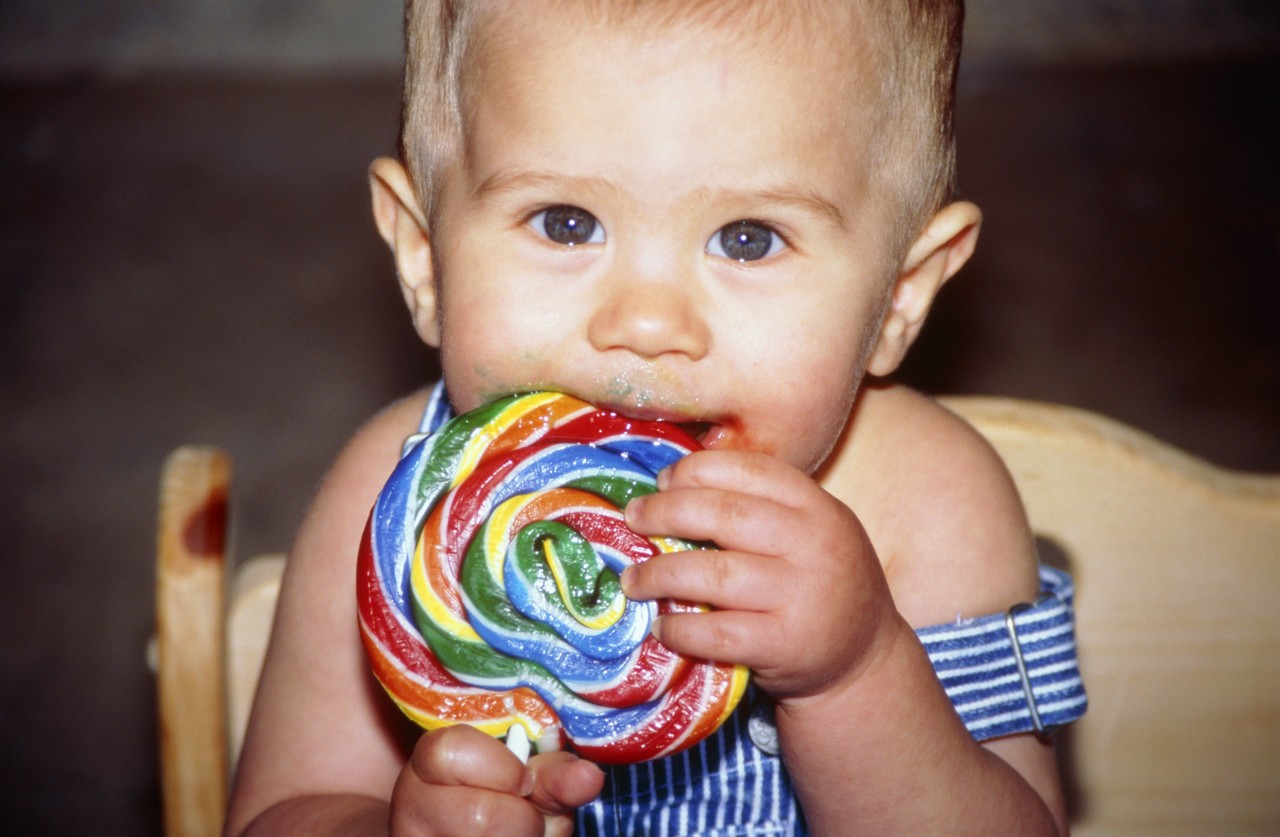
top-left (748, 699), bottom-right (780, 756)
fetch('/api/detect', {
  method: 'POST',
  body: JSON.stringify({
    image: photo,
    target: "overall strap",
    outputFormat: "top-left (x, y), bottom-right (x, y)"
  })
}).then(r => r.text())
top-left (419, 380), bottom-right (454, 435)
top-left (917, 565), bottom-right (1088, 739)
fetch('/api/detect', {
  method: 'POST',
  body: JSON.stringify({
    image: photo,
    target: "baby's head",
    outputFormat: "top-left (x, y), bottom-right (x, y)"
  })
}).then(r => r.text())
top-left (400, 0), bottom-right (963, 256)
top-left (373, 0), bottom-right (980, 474)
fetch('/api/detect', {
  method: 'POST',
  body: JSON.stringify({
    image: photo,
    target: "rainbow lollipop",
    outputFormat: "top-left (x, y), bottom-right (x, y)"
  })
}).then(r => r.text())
top-left (357, 391), bottom-right (750, 764)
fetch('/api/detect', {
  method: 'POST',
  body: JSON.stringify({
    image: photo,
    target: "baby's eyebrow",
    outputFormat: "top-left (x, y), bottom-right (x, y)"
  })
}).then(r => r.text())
top-left (472, 170), bottom-right (621, 205)
top-left (472, 170), bottom-right (550, 200)
top-left (704, 186), bottom-right (848, 230)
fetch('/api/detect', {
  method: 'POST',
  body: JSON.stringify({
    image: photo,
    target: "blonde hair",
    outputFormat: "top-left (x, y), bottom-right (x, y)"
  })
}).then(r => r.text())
top-left (399, 0), bottom-right (962, 245)
top-left (866, 0), bottom-right (964, 252)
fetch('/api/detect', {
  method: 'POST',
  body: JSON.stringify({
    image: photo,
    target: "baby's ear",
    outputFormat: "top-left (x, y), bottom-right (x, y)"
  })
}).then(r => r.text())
top-left (866, 200), bottom-right (981, 377)
top-left (370, 157), bottom-right (440, 347)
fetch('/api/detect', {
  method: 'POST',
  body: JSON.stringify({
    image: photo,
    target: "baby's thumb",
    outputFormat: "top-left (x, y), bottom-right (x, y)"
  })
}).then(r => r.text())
top-left (525, 751), bottom-right (606, 814)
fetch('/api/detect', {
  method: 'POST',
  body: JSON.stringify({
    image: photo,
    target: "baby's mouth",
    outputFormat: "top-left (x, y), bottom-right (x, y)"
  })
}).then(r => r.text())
top-left (589, 400), bottom-right (724, 449)
top-left (675, 420), bottom-right (715, 446)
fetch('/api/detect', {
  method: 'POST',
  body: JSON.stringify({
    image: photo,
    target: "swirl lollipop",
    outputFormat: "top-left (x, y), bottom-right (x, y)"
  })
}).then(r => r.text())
top-left (357, 391), bottom-right (750, 764)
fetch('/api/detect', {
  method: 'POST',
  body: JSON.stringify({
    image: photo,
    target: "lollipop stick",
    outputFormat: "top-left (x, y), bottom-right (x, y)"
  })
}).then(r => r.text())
top-left (505, 723), bottom-right (531, 764)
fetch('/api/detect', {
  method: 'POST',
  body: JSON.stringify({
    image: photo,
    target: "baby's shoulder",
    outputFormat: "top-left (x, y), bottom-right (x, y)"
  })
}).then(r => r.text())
top-left (344, 388), bottom-right (435, 467)
top-left (823, 382), bottom-right (1011, 503)
top-left (825, 383), bottom-right (1040, 627)
top-left (303, 388), bottom-right (435, 529)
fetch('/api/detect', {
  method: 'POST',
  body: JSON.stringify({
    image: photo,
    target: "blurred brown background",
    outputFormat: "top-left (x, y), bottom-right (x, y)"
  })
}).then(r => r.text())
top-left (2, 1), bottom-right (1277, 833)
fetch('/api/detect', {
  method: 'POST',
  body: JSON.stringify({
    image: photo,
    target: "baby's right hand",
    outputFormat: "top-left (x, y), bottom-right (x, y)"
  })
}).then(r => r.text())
top-left (390, 725), bottom-right (605, 836)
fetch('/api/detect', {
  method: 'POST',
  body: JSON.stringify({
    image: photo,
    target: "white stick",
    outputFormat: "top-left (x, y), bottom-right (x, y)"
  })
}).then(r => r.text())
top-left (506, 723), bottom-right (531, 764)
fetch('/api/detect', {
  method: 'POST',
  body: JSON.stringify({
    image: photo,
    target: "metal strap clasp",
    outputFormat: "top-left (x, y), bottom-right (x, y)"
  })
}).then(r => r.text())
top-left (1004, 593), bottom-right (1059, 737)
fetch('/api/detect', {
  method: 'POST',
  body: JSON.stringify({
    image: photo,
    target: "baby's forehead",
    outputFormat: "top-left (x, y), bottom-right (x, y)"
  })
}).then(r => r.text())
top-left (461, 2), bottom-right (889, 161)
top-left (471, 0), bottom-right (876, 64)
top-left (454, 2), bottom-right (900, 223)
top-left (466, 0), bottom-right (884, 104)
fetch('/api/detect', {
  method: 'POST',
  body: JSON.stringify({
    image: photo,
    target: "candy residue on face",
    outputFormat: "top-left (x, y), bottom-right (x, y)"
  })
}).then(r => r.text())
top-left (357, 391), bottom-right (750, 764)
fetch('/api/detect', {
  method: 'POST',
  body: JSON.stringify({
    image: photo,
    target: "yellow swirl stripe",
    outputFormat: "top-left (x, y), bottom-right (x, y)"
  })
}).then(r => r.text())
top-left (482, 491), bottom-right (628, 631)
top-left (451, 393), bottom-right (590, 488)
top-left (410, 543), bottom-right (479, 642)
top-left (410, 503), bottom-right (482, 642)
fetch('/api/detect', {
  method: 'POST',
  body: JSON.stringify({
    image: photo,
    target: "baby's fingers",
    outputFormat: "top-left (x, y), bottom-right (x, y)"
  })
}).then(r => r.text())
top-left (525, 751), bottom-right (606, 815)
top-left (393, 725), bottom-right (543, 836)
top-left (659, 449), bottom-right (813, 501)
top-left (649, 610), bottom-right (779, 670)
top-left (409, 724), bottom-right (527, 792)
top-left (622, 550), bottom-right (783, 611)
top-left (626, 487), bottom-right (791, 555)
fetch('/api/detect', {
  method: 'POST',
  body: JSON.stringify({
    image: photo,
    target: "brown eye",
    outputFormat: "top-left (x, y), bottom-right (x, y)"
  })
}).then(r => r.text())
top-left (537, 205), bottom-right (603, 246)
top-left (711, 220), bottom-right (778, 262)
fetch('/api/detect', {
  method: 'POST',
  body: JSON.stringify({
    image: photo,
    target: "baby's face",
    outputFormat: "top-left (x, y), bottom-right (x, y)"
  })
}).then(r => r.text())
top-left (427, 5), bottom-right (900, 474)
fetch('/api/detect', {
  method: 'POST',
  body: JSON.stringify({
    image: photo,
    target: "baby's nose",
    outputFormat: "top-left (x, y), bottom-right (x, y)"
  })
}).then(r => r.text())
top-left (587, 273), bottom-right (710, 361)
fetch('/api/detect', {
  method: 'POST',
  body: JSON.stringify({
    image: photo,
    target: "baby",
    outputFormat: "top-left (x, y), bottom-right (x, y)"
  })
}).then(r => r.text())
top-left (227, 1), bottom-right (1082, 834)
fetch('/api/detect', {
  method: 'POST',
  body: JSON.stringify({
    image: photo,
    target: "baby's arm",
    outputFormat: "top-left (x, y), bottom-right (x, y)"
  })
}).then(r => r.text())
top-left (224, 395), bottom-right (419, 835)
top-left (224, 391), bottom-right (601, 836)
top-left (623, 384), bottom-right (1068, 834)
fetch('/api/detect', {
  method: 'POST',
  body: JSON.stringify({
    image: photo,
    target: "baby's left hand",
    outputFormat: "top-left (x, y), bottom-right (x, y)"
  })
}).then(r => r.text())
top-left (622, 449), bottom-right (900, 703)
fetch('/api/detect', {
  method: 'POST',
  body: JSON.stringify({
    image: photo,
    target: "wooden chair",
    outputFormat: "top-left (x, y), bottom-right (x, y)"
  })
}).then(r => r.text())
top-left (155, 447), bottom-right (283, 837)
top-left (153, 399), bottom-right (1280, 836)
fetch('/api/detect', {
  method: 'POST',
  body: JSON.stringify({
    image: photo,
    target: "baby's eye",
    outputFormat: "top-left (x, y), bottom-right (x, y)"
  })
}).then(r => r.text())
top-left (531, 205), bottom-right (605, 246)
top-left (707, 220), bottom-right (783, 262)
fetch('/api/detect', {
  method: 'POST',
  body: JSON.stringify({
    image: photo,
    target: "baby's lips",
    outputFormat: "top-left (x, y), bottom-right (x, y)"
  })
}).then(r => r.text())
top-left (671, 418), bottom-right (734, 451)
top-left (674, 420), bottom-right (713, 445)
top-left (586, 399), bottom-right (722, 449)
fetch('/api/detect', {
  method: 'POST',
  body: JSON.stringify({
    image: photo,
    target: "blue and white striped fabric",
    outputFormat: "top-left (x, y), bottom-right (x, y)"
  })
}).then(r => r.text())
top-left (414, 383), bottom-right (1087, 834)
top-left (418, 381), bottom-right (453, 435)
top-left (576, 687), bottom-right (805, 836)
top-left (917, 565), bottom-right (1087, 740)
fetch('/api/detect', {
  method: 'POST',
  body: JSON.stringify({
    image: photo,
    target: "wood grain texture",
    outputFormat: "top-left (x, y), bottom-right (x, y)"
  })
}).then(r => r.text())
top-left (156, 446), bottom-right (230, 837)
top-left (943, 397), bottom-right (1280, 835)
top-left (226, 553), bottom-right (285, 769)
